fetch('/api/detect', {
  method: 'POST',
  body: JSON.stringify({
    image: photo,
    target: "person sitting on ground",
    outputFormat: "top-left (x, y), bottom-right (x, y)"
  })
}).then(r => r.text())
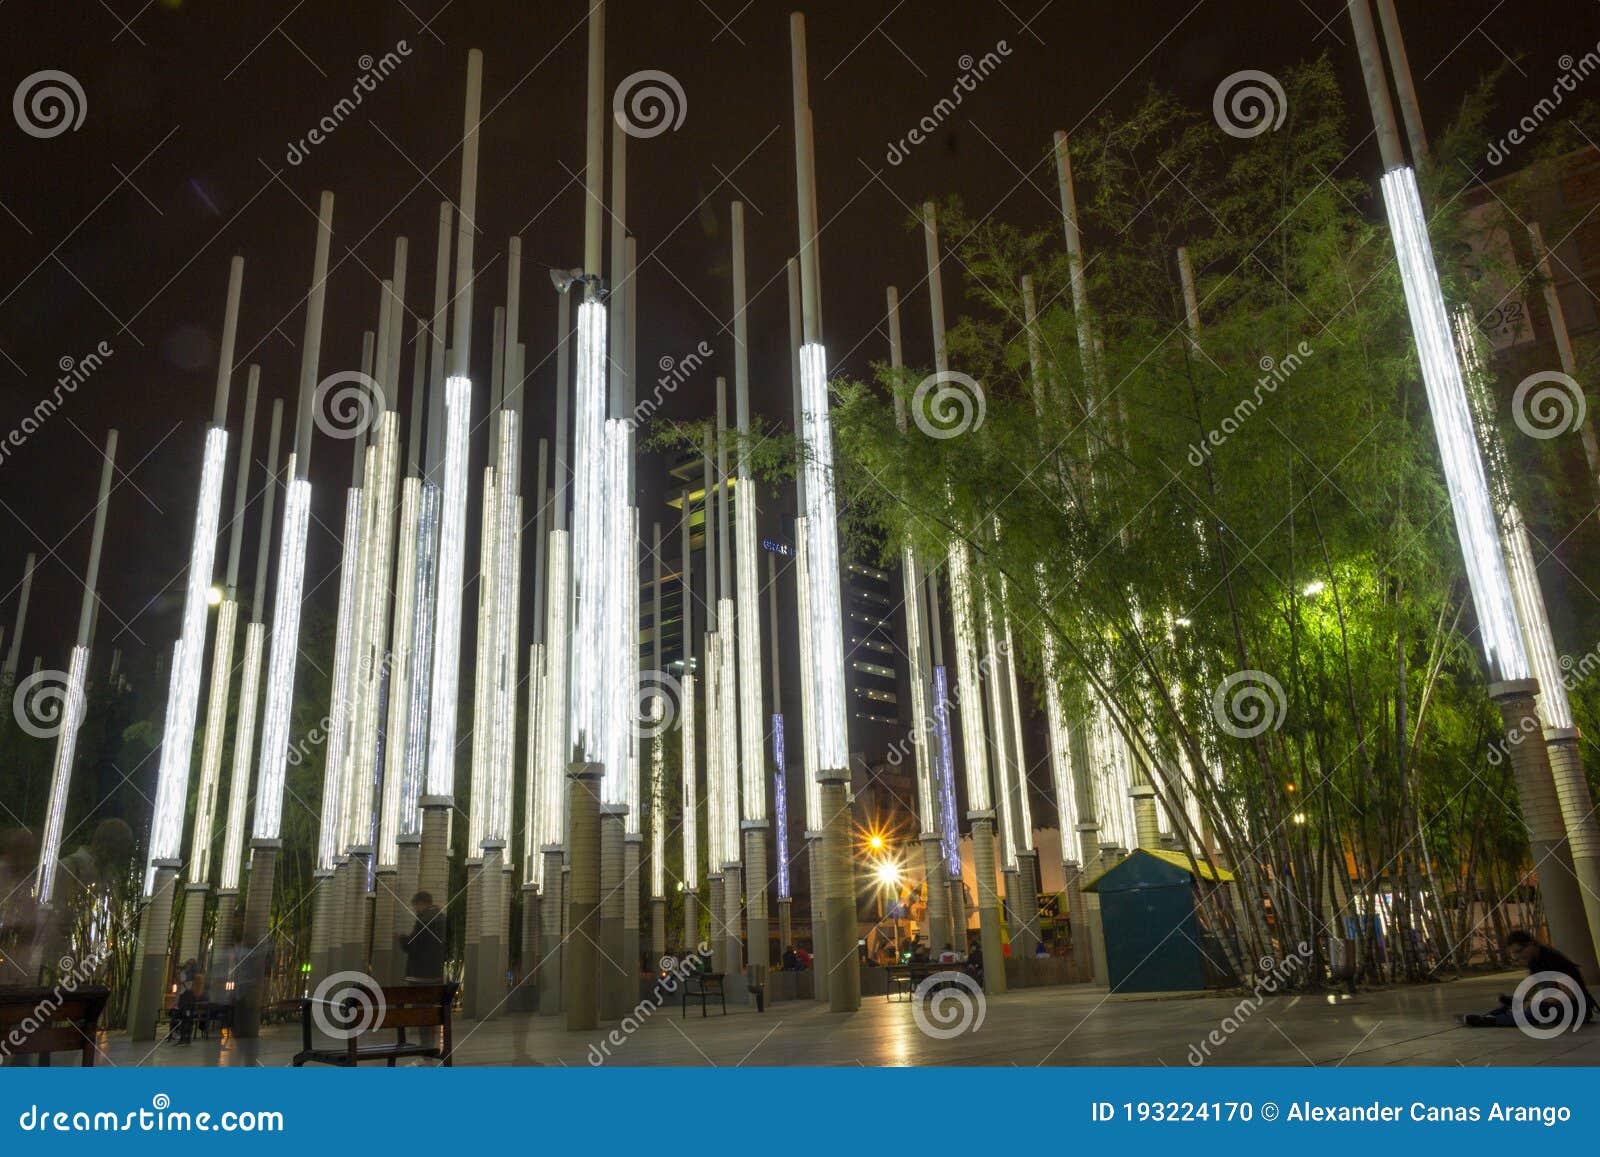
top-left (399, 891), bottom-right (447, 982)
top-left (1462, 929), bottom-right (1596, 1028)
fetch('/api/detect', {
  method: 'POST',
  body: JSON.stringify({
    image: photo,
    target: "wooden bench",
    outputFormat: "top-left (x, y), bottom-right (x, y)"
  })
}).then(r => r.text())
top-left (0, 985), bottom-right (109, 1066)
top-left (292, 982), bottom-right (457, 1067)
top-left (886, 962), bottom-right (974, 1002)
top-left (681, 972), bottom-right (726, 1018)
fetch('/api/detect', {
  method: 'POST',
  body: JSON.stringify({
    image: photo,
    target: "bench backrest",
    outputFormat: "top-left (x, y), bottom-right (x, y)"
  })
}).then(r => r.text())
top-left (0, 986), bottom-right (110, 1066)
top-left (372, 983), bottom-right (456, 1030)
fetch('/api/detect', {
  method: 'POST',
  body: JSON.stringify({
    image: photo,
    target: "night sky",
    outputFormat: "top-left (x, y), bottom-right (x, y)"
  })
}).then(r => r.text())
top-left (0, 0), bottom-right (1593, 671)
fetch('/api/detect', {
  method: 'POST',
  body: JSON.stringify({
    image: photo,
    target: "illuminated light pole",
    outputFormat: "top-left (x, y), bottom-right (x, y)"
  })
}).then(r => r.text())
top-left (178, 365), bottom-right (261, 970)
top-left (311, 333), bottom-right (373, 988)
top-left (562, 0), bottom-right (607, 1030)
top-left (703, 443), bottom-right (726, 972)
top-left (649, 521), bottom-right (667, 958)
top-left (792, 11), bottom-right (858, 1011)
top-left (29, 431), bottom-right (116, 979)
top-left (680, 489), bottom-right (701, 950)
top-left (373, 328), bottom-right (429, 985)
top-left (622, 233), bottom-right (644, 1011)
top-left (215, 398), bottom-right (284, 971)
top-left (393, 203), bottom-right (454, 973)
top-left (517, 438), bottom-right (549, 1008)
top-left (925, 573), bottom-right (965, 948)
top-left (731, 203), bottom-right (770, 988)
top-left (421, 49), bottom-right (484, 918)
top-left (769, 552), bottom-right (794, 953)
top-left (714, 377), bottom-right (744, 983)
top-left (996, 571), bottom-right (1041, 957)
top-left (341, 241), bottom-right (409, 979)
top-left (235, 190), bottom-right (335, 1039)
top-left (885, 285), bottom-right (949, 958)
top-left (130, 254), bottom-right (244, 1039)
top-left (923, 201), bottom-right (1004, 994)
top-left (788, 258), bottom-right (826, 999)
top-left (1347, 0), bottom-right (1598, 974)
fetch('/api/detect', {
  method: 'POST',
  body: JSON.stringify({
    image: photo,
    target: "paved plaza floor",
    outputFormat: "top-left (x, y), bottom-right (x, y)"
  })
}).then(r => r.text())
top-left (83, 971), bottom-right (1600, 1069)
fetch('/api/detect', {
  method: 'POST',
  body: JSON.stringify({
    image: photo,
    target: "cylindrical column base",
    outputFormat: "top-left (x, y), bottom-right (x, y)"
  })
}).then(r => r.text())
top-left (474, 846), bottom-right (505, 1020)
top-left (708, 876), bottom-right (726, 975)
top-left (651, 897), bottom-right (667, 960)
top-left (127, 863), bottom-right (180, 1042)
top-left (1492, 683), bottom-right (1600, 979)
top-left (1013, 850), bottom-right (1042, 960)
top-left (418, 800), bottom-right (452, 914)
top-left (213, 889), bottom-right (239, 974)
top-left (777, 897), bottom-right (793, 959)
top-left (723, 864), bottom-right (745, 984)
top-left (371, 867), bottom-right (400, 984)
top-left (971, 819), bottom-right (1007, 995)
top-left (539, 849), bottom-right (565, 1016)
top-left (1547, 729), bottom-right (1600, 974)
top-left (745, 827), bottom-right (770, 988)
top-left (176, 883), bottom-right (208, 973)
top-left (921, 836), bottom-right (950, 954)
top-left (1131, 786), bottom-right (1161, 852)
top-left (821, 779), bottom-right (861, 1012)
top-left (231, 842), bottom-right (279, 1039)
top-left (623, 837), bottom-right (641, 1009)
top-left (565, 766), bottom-right (602, 1031)
top-left (599, 813), bottom-right (626, 1019)
top-left (683, 888), bottom-right (701, 954)
top-left (461, 857), bottom-right (484, 1019)
top-left (309, 867), bottom-right (337, 988)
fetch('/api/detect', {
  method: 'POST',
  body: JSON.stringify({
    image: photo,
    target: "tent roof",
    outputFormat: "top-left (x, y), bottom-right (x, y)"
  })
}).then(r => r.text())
top-left (1081, 847), bottom-right (1236, 892)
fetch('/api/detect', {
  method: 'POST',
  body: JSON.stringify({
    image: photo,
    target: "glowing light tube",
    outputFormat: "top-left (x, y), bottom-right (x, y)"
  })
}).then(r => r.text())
top-left (35, 645), bottom-right (88, 905)
top-left (1458, 311), bottom-right (1574, 730)
top-left (681, 670), bottom-right (699, 889)
top-left (794, 517), bottom-right (822, 830)
top-left (599, 419), bottom-right (632, 807)
top-left (344, 414), bottom-right (400, 853)
top-left (218, 621), bottom-right (264, 892)
top-left (426, 374), bottom-right (473, 797)
top-left (946, 541), bottom-right (992, 813)
top-left (400, 481), bottom-right (441, 838)
top-left (146, 426), bottom-right (229, 887)
top-left (539, 532), bottom-right (570, 852)
top-left (569, 302), bottom-right (608, 762)
top-left (496, 487), bottom-right (522, 845)
top-left (650, 726), bottom-right (666, 896)
top-left (624, 507), bottom-right (641, 831)
top-left (524, 643), bottom-right (544, 884)
top-left (317, 485), bottom-right (365, 870)
top-left (717, 601), bottom-right (739, 863)
top-left (999, 589), bottom-right (1034, 850)
top-left (187, 597), bottom-right (238, 884)
top-left (469, 465), bottom-right (498, 850)
top-left (931, 666), bottom-right (961, 876)
top-left (734, 476), bottom-right (766, 822)
top-left (253, 472), bottom-right (312, 841)
top-left (378, 475), bottom-right (420, 865)
top-left (900, 546), bottom-right (935, 835)
top-left (772, 712), bottom-right (790, 899)
top-left (981, 586), bottom-right (1017, 870)
top-left (705, 630), bottom-right (724, 869)
top-left (1380, 166), bottom-right (1529, 681)
top-left (797, 343), bottom-right (849, 771)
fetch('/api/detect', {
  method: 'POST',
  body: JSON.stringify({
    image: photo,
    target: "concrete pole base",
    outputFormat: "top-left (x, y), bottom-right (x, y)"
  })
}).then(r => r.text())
top-left (564, 766), bottom-right (602, 1031)
top-left (176, 883), bottom-right (208, 973)
top-left (539, 849), bottom-right (565, 1016)
top-left (723, 864), bottom-right (745, 986)
top-left (474, 847), bottom-right (505, 1021)
top-left (807, 839), bottom-right (828, 1003)
top-left (599, 813), bottom-right (626, 1019)
top-left (370, 867), bottom-right (400, 984)
top-left (461, 857), bottom-right (484, 1019)
top-left (126, 864), bottom-right (180, 1042)
top-left (651, 897), bottom-right (667, 961)
top-left (971, 819), bottom-right (1007, 995)
top-left (231, 842), bottom-right (279, 1039)
top-left (708, 876), bottom-right (726, 974)
top-left (821, 779), bottom-right (861, 1012)
top-left (1546, 730), bottom-right (1600, 976)
top-left (744, 827), bottom-right (770, 990)
top-left (623, 837), bottom-right (641, 1008)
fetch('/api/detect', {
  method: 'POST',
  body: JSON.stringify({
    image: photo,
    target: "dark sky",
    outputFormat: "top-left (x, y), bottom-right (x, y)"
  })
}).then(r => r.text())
top-left (0, 0), bottom-right (1594, 670)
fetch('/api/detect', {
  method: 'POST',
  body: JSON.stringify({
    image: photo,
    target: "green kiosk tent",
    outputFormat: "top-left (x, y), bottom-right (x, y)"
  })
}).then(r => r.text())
top-left (1082, 849), bottom-right (1234, 993)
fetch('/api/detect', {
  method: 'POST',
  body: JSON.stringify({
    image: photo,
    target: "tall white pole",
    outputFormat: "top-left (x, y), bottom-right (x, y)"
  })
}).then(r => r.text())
top-left (1, 552), bottom-right (35, 690)
top-left (236, 190), bottom-right (334, 1039)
